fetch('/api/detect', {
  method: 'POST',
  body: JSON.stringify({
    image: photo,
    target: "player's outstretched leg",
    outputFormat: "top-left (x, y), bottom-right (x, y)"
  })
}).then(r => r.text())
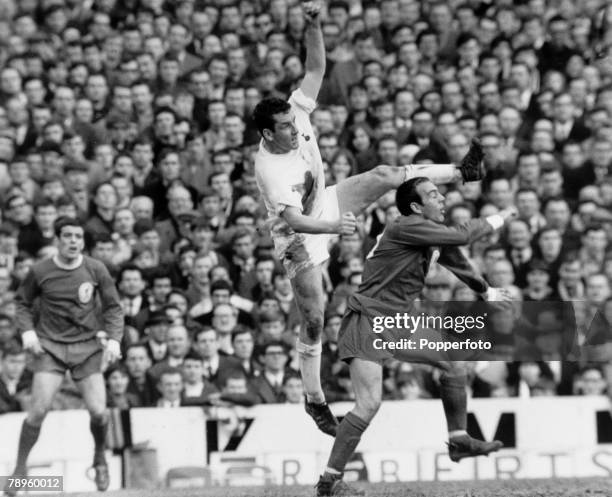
top-left (438, 365), bottom-right (503, 462)
top-left (4, 372), bottom-right (63, 497)
top-left (316, 358), bottom-right (381, 496)
top-left (335, 139), bottom-right (484, 216)
top-left (77, 373), bottom-right (111, 491)
top-left (292, 265), bottom-right (338, 436)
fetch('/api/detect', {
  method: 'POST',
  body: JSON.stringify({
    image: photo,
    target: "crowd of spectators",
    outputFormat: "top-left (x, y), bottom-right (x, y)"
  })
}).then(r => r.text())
top-left (1, 0), bottom-right (612, 415)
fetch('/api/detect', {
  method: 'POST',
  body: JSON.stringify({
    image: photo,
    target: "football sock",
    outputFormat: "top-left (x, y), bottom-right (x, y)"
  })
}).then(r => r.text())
top-left (439, 373), bottom-right (468, 432)
top-left (326, 412), bottom-right (369, 473)
top-left (449, 430), bottom-right (468, 439)
top-left (90, 413), bottom-right (109, 466)
top-left (404, 164), bottom-right (458, 184)
top-left (15, 419), bottom-right (42, 472)
top-left (297, 340), bottom-right (325, 404)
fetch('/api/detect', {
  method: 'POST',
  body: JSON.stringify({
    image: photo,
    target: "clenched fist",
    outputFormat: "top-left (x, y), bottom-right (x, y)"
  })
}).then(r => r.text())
top-left (302, 0), bottom-right (322, 23)
top-left (337, 212), bottom-right (357, 235)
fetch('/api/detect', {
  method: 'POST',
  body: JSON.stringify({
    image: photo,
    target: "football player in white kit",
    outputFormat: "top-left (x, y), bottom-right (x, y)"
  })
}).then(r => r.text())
top-left (252, 1), bottom-right (485, 436)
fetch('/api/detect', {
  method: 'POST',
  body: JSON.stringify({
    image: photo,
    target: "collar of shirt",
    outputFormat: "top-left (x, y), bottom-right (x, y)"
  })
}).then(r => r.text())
top-left (159, 399), bottom-right (180, 408)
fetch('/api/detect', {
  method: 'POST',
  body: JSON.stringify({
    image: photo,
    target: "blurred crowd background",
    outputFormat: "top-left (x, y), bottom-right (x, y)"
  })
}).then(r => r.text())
top-left (1, 0), bottom-right (612, 415)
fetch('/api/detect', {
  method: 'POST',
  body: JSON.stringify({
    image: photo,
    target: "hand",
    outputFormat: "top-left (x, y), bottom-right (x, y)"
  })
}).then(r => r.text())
top-left (485, 287), bottom-right (513, 302)
top-left (337, 212), bottom-right (357, 235)
top-left (103, 338), bottom-right (122, 364)
top-left (22, 330), bottom-right (43, 355)
top-left (498, 206), bottom-right (518, 222)
top-left (302, 0), bottom-right (322, 24)
top-left (484, 287), bottom-right (515, 312)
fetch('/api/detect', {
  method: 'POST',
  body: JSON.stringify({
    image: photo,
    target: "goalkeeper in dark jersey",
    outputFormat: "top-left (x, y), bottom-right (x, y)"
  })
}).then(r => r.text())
top-left (316, 178), bottom-right (516, 497)
top-left (5, 217), bottom-right (124, 496)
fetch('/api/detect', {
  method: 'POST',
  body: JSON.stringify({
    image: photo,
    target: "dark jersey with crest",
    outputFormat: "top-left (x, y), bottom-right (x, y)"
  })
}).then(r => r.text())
top-left (338, 216), bottom-right (496, 364)
top-left (15, 255), bottom-right (123, 343)
top-left (347, 216), bottom-right (493, 317)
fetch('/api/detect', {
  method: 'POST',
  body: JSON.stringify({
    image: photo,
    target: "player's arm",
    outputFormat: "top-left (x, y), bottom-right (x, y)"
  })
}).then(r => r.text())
top-left (299, 1), bottom-right (325, 101)
top-left (438, 249), bottom-right (514, 303)
top-left (437, 248), bottom-right (488, 294)
top-left (398, 208), bottom-right (517, 247)
top-left (96, 262), bottom-right (124, 357)
top-left (281, 206), bottom-right (355, 235)
top-left (15, 267), bottom-right (44, 354)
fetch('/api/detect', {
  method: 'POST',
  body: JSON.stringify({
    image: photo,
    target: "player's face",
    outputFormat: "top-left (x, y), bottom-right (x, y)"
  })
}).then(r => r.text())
top-left (57, 225), bottom-right (85, 261)
top-left (414, 181), bottom-right (446, 223)
top-left (266, 109), bottom-right (298, 152)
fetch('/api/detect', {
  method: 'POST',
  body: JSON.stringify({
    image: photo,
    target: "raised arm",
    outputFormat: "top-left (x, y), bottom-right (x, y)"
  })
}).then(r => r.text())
top-left (299, 1), bottom-right (325, 101)
top-left (437, 247), bottom-right (488, 294)
top-left (396, 207), bottom-right (517, 247)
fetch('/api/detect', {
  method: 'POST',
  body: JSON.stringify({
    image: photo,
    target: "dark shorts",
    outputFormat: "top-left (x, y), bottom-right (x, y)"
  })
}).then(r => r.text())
top-left (32, 337), bottom-right (103, 381)
top-left (338, 309), bottom-right (485, 366)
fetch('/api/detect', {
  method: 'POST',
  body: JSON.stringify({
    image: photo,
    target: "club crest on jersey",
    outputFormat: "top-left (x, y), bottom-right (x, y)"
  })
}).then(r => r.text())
top-left (78, 282), bottom-right (94, 303)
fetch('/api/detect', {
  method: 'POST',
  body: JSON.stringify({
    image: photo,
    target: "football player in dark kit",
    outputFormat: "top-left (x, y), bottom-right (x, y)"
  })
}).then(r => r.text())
top-left (4, 217), bottom-right (123, 496)
top-left (316, 178), bottom-right (517, 496)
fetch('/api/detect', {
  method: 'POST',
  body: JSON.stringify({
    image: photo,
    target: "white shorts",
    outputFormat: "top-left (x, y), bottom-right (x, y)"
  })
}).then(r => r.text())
top-left (272, 185), bottom-right (340, 279)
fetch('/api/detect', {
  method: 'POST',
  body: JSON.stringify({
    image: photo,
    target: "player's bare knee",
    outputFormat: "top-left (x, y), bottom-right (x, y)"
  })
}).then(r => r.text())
top-left (303, 316), bottom-right (323, 341)
top-left (90, 409), bottom-right (108, 425)
top-left (371, 165), bottom-right (399, 186)
top-left (356, 395), bottom-right (381, 420)
top-left (86, 399), bottom-right (107, 419)
top-left (296, 339), bottom-right (322, 357)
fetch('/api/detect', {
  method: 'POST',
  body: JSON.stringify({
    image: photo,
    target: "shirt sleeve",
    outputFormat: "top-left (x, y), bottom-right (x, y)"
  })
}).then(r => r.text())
top-left (289, 88), bottom-right (317, 115)
top-left (437, 247), bottom-right (489, 294)
top-left (15, 267), bottom-right (39, 333)
top-left (95, 261), bottom-right (124, 342)
top-left (394, 218), bottom-right (494, 247)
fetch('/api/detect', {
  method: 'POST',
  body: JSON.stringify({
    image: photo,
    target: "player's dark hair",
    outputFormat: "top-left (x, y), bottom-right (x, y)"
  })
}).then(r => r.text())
top-left (53, 216), bottom-right (84, 237)
top-left (396, 177), bottom-right (431, 216)
top-left (252, 97), bottom-right (291, 135)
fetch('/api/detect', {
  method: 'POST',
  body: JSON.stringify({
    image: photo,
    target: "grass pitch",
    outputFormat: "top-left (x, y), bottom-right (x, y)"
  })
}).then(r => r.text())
top-left (50, 478), bottom-right (611, 497)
